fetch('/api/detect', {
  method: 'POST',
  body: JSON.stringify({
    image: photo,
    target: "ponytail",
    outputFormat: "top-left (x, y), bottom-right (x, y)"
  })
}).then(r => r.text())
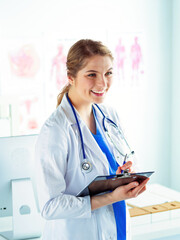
top-left (56, 84), bottom-right (71, 108)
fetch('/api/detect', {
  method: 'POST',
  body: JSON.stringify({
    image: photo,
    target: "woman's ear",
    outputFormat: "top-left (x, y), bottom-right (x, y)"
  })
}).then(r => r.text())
top-left (67, 74), bottom-right (74, 86)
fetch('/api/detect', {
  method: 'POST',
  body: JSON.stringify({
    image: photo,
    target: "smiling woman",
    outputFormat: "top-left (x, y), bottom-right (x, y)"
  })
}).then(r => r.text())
top-left (35, 39), bottom-right (148, 240)
top-left (56, 39), bottom-right (114, 107)
top-left (68, 55), bottom-right (113, 108)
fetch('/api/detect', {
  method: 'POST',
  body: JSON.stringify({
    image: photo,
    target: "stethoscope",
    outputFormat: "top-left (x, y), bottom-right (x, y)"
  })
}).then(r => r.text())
top-left (66, 93), bottom-right (134, 173)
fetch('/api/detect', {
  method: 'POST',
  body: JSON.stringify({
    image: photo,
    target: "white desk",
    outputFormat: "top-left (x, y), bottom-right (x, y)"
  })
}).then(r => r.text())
top-left (129, 184), bottom-right (180, 240)
top-left (132, 218), bottom-right (180, 240)
top-left (0, 184), bottom-right (180, 240)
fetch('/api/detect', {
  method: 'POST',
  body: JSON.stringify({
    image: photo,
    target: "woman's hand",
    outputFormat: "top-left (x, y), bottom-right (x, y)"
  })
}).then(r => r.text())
top-left (114, 160), bottom-right (148, 202)
top-left (116, 160), bottom-right (133, 174)
top-left (91, 157), bottom-right (148, 211)
top-left (91, 178), bottom-right (149, 211)
top-left (110, 178), bottom-right (149, 203)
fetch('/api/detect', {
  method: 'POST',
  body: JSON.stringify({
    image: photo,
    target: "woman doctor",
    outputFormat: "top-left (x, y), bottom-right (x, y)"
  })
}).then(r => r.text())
top-left (35, 39), bottom-right (149, 240)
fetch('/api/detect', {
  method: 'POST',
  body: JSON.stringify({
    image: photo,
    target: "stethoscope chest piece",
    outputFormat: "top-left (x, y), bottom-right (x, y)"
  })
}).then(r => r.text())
top-left (81, 160), bottom-right (93, 173)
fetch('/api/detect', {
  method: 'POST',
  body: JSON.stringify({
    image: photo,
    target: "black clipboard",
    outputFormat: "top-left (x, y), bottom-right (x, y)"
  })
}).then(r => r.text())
top-left (77, 171), bottom-right (154, 197)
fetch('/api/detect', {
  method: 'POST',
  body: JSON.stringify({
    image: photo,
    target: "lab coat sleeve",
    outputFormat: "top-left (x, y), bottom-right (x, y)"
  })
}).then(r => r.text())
top-left (35, 122), bottom-right (92, 220)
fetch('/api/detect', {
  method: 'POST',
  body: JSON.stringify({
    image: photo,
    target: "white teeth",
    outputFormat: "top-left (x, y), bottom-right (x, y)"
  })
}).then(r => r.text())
top-left (92, 90), bottom-right (105, 94)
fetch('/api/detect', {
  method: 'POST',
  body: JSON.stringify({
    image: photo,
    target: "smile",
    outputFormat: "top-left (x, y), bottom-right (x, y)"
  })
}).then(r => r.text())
top-left (91, 90), bottom-right (105, 94)
top-left (91, 89), bottom-right (106, 97)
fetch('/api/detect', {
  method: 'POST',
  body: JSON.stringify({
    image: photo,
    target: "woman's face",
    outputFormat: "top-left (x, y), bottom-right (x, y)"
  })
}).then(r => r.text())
top-left (68, 55), bottom-right (113, 107)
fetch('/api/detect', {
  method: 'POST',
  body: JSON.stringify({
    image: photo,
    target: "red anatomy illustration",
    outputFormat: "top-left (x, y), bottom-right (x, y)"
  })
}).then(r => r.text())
top-left (20, 97), bottom-right (39, 131)
top-left (8, 44), bottom-right (40, 78)
top-left (51, 45), bottom-right (67, 90)
top-left (130, 37), bottom-right (143, 80)
top-left (24, 98), bottom-right (37, 115)
top-left (115, 39), bottom-right (126, 80)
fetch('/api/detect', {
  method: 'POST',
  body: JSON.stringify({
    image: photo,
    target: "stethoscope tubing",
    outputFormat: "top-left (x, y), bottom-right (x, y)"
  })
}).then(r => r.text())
top-left (95, 103), bottom-right (132, 157)
top-left (66, 94), bottom-right (86, 159)
top-left (66, 93), bottom-right (133, 161)
top-left (94, 103), bottom-right (117, 131)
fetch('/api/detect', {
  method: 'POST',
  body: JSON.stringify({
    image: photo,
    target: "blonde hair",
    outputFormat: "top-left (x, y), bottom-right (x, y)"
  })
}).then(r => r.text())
top-left (56, 39), bottom-right (113, 107)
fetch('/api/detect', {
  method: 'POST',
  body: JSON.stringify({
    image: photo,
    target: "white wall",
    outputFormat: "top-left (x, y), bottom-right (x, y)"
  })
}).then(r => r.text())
top-left (127, 0), bottom-right (172, 187)
top-left (0, 0), bottom-right (175, 188)
top-left (171, 0), bottom-right (180, 191)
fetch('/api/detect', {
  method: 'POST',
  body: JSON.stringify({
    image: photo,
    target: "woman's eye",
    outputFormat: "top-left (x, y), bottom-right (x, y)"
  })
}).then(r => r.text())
top-left (105, 71), bottom-right (113, 76)
top-left (88, 73), bottom-right (96, 77)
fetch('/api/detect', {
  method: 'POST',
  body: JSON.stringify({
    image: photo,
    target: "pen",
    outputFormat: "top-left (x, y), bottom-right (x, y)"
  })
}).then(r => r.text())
top-left (121, 154), bottom-right (127, 174)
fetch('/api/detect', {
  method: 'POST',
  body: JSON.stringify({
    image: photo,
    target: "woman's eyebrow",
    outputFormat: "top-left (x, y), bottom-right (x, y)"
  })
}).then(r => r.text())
top-left (107, 67), bottom-right (113, 71)
top-left (86, 70), bottom-right (98, 73)
top-left (85, 67), bottom-right (113, 73)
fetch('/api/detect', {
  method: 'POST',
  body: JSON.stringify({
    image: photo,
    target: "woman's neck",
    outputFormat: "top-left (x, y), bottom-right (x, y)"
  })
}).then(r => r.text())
top-left (67, 92), bottom-right (96, 134)
top-left (68, 90), bottom-right (92, 119)
top-left (75, 106), bottom-right (96, 135)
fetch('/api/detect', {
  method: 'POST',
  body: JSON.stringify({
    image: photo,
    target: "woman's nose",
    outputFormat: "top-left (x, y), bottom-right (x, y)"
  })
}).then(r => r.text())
top-left (97, 75), bottom-right (107, 87)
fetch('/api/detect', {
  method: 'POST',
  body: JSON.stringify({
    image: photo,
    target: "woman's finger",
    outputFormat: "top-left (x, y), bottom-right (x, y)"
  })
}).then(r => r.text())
top-left (131, 178), bottom-right (149, 196)
top-left (121, 161), bottom-right (132, 170)
top-left (116, 166), bottom-right (122, 174)
top-left (123, 181), bottom-right (140, 192)
top-left (137, 184), bottom-right (147, 195)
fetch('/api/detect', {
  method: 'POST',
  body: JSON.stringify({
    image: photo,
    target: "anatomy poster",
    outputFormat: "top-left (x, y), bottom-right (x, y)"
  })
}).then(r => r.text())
top-left (0, 36), bottom-right (44, 135)
top-left (106, 31), bottom-right (147, 145)
top-left (107, 32), bottom-right (146, 87)
top-left (0, 36), bottom-right (43, 95)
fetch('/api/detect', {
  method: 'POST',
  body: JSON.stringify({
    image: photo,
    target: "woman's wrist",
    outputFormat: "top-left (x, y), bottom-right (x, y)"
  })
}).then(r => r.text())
top-left (90, 191), bottom-right (118, 211)
top-left (108, 190), bottom-right (123, 204)
top-left (91, 191), bottom-right (121, 211)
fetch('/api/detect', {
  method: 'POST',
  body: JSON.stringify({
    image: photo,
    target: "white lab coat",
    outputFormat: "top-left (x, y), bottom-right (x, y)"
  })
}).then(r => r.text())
top-left (35, 94), bottom-right (135, 240)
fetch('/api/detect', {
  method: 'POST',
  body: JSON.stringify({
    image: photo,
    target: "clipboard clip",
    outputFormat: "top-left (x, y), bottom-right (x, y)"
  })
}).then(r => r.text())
top-left (117, 169), bottom-right (130, 179)
top-left (122, 169), bottom-right (130, 177)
